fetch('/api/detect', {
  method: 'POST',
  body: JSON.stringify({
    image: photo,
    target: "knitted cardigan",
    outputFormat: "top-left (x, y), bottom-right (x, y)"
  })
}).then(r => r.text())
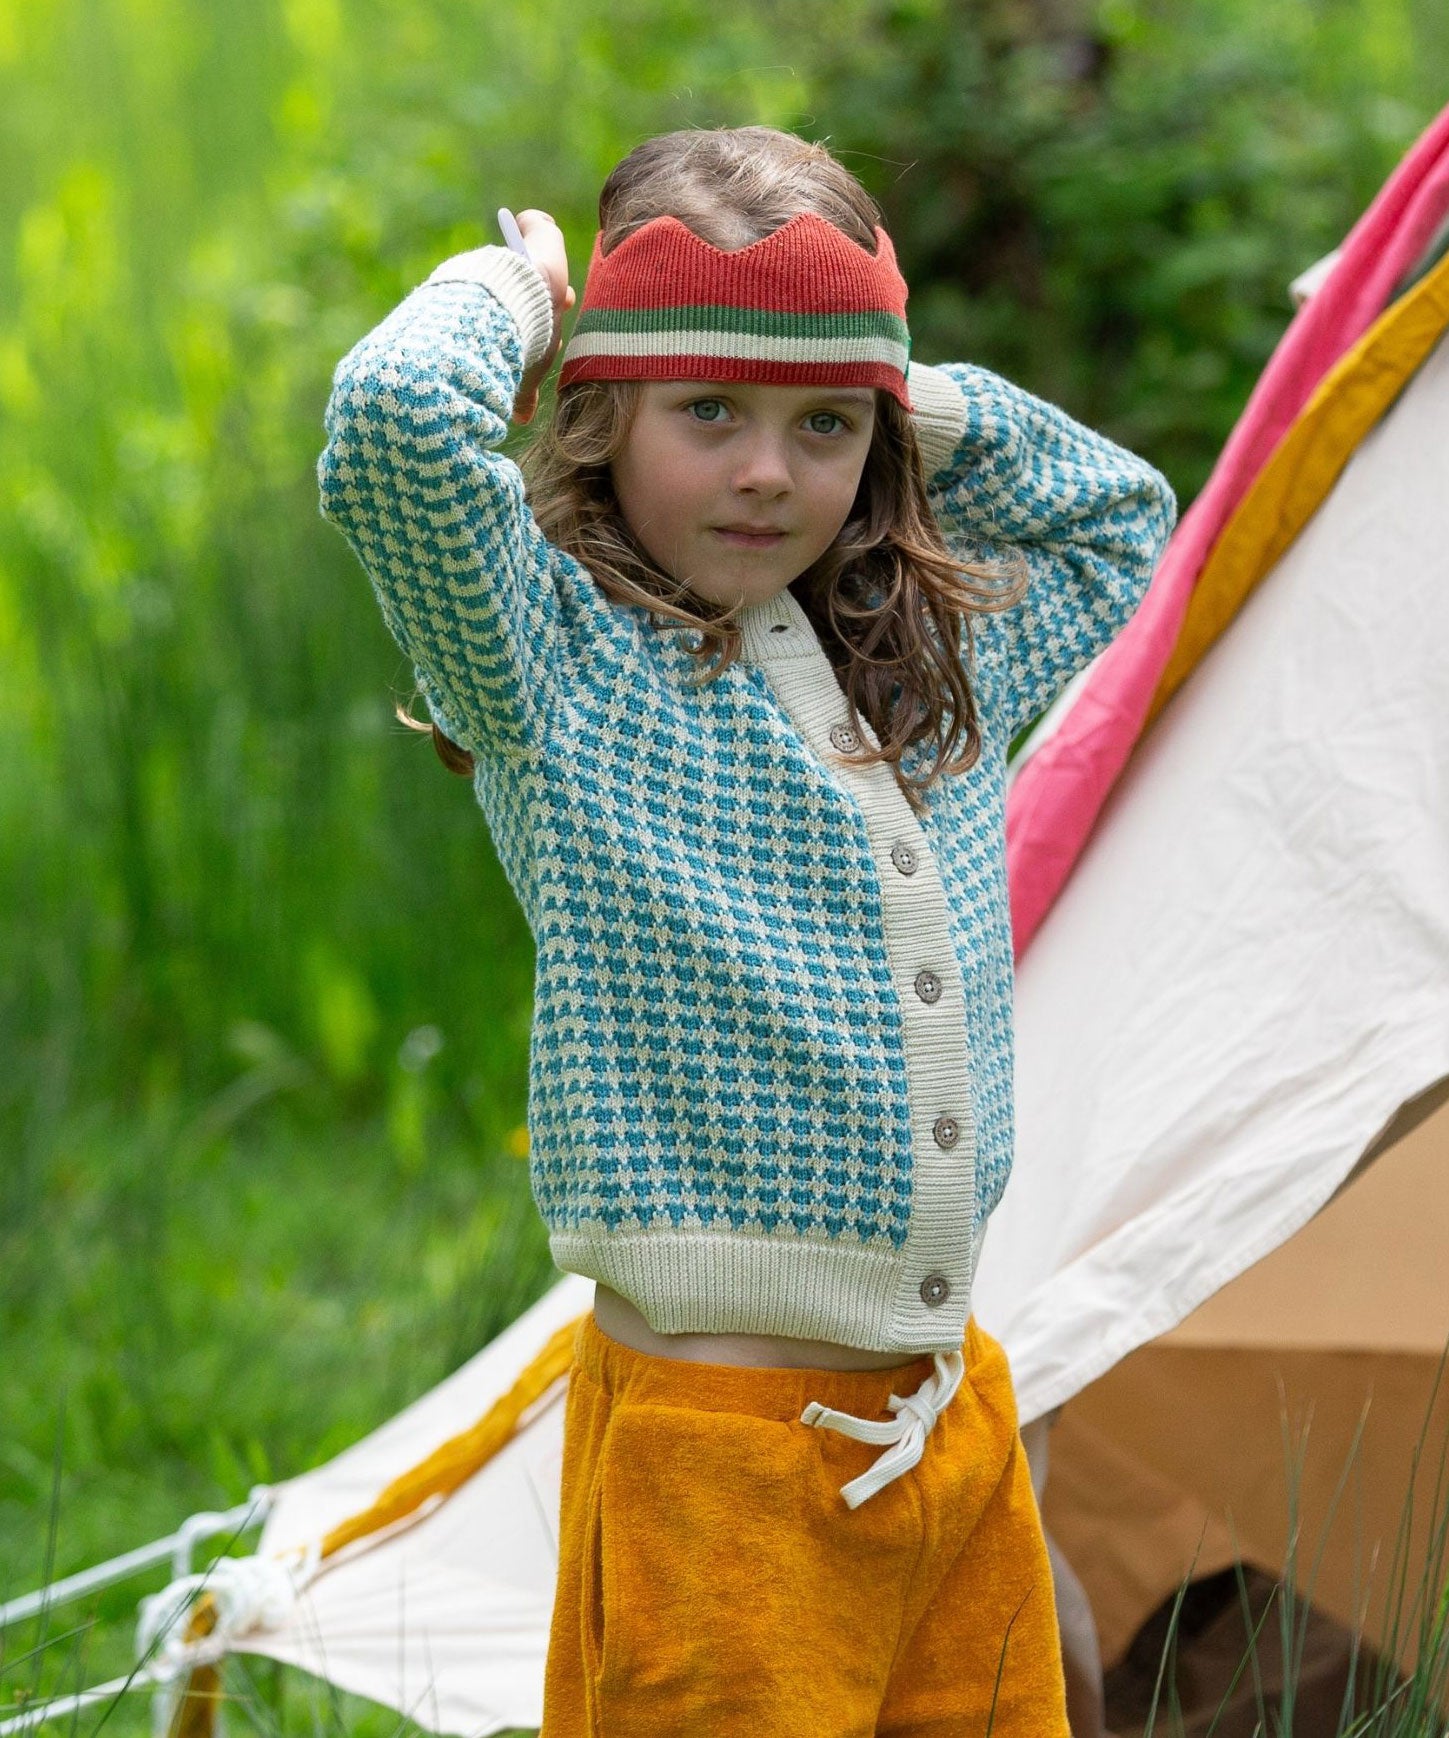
top-left (319, 245), bottom-right (1177, 1354)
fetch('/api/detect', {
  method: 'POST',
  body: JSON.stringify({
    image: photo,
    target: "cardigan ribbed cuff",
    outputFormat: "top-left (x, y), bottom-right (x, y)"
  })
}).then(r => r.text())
top-left (425, 245), bottom-right (555, 374)
top-left (907, 361), bottom-right (971, 480)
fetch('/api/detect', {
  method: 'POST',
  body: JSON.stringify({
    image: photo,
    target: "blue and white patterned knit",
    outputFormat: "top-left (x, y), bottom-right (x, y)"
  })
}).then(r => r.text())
top-left (319, 244), bottom-right (1177, 1353)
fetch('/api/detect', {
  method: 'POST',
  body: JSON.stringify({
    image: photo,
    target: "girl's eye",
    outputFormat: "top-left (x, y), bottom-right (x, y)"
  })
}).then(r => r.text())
top-left (681, 401), bottom-right (849, 433)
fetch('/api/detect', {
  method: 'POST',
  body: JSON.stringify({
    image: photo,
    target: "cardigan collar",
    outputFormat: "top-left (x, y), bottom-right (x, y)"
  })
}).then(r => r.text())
top-left (736, 583), bottom-right (820, 667)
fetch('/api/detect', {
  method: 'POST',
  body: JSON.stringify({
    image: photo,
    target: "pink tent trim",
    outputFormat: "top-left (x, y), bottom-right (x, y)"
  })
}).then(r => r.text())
top-left (1006, 100), bottom-right (1449, 959)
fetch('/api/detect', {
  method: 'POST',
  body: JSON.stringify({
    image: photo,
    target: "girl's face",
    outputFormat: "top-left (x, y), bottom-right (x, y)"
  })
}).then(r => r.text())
top-left (610, 380), bottom-right (877, 611)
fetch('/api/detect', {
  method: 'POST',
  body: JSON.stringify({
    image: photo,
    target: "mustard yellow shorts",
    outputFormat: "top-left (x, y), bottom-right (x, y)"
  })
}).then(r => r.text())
top-left (540, 1310), bottom-right (1069, 1737)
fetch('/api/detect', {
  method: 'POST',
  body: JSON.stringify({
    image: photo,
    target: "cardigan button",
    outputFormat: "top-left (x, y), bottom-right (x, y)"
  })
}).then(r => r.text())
top-left (914, 969), bottom-right (942, 1004)
top-left (829, 722), bottom-right (860, 753)
top-left (919, 1274), bottom-right (950, 1307)
top-left (932, 1115), bottom-right (960, 1149)
top-left (890, 841), bottom-right (918, 876)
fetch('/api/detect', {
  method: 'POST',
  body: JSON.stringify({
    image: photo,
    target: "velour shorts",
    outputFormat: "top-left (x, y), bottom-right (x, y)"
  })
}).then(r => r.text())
top-left (540, 1309), bottom-right (1070, 1737)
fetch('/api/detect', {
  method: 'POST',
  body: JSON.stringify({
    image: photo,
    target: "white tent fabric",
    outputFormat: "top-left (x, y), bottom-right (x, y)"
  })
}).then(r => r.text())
top-left (241, 1277), bottom-right (588, 1733)
top-left (971, 325), bottom-right (1449, 1426)
top-left (205, 330), bottom-right (1449, 1737)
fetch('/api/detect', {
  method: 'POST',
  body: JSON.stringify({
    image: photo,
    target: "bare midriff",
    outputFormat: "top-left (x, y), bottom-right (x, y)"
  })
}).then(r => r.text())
top-left (592, 1283), bottom-right (922, 1371)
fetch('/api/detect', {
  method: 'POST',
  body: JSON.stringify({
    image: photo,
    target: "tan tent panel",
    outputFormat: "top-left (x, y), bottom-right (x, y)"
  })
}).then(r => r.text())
top-left (1044, 1082), bottom-right (1449, 1679)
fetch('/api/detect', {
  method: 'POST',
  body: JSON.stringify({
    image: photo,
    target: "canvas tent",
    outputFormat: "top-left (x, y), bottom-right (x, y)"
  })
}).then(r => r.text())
top-left (5, 100), bottom-right (1449, 1738)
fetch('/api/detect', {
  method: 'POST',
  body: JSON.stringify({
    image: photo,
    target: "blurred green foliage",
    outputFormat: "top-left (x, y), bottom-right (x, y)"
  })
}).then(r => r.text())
top-left (822, 0), bottom-right (1444, 485)
top-left (0, 0), bottom-right (1444, 1728)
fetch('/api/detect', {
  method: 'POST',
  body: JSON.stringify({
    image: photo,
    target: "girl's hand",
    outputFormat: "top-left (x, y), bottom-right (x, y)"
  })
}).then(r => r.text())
top-left (511, 208), bottom-right (575, 425)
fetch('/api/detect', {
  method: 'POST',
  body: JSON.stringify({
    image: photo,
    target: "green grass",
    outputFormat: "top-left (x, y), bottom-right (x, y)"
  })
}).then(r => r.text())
top-left (2, 1104), bottom-right (556, 1576)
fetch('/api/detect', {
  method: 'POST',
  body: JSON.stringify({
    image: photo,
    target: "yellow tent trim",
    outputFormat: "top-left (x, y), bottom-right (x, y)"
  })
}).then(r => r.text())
top-left (1145, 241), bottom-right (1449, 734)
top-left (318, 1312), bottom-right (583, 1561)
top-left (167, 1592), bottom-right (221, 1738)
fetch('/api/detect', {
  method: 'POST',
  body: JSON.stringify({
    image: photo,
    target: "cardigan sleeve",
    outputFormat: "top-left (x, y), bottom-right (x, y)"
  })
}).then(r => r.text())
top-left (906, 360), bottom-right (1178, 742)
top-left (317, 245), bottom-right (563, 761)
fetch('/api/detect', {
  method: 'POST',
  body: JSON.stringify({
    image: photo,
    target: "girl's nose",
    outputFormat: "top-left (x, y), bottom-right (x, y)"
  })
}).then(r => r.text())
top-left (731, 431), bottom-right (793, 496)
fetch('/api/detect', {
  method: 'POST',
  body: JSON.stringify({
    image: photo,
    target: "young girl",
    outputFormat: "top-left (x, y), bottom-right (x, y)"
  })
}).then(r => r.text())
top-left (319, 125), bottom-right (1175, 1736)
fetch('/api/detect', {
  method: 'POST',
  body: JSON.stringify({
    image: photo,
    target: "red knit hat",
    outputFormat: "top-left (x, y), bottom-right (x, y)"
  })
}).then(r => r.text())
top-left (557, 211), bottom-right (913, 410)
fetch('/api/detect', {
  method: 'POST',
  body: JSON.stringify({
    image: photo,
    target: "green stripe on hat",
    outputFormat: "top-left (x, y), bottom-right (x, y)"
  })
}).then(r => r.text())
top-left (572, 304), bottom-right (909, 345)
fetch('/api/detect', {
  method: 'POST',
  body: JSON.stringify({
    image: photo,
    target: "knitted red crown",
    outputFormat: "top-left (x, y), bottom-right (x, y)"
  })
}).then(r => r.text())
top-left (557, 211), bottom-right (913, 409)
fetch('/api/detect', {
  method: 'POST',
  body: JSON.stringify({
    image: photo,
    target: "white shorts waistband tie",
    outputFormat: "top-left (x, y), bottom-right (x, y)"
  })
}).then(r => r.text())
top-left (800, 1348), bottom-right (966, 1509)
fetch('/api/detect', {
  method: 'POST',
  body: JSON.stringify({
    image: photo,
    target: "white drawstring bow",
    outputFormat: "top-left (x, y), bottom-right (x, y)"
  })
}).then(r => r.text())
top-left (800, 1349), bottom-right (966, 1509)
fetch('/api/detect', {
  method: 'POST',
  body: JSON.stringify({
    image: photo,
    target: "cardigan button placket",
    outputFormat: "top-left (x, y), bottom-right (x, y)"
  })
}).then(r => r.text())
top-left (734, 586), bottom-right (982, 1351)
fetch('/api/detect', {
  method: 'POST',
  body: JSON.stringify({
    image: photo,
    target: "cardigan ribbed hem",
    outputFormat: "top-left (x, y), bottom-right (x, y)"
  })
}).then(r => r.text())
top-left (906, 361), bottom-right (970, 479)
top-left (425, 245), bottom-right (555, 373)
top-left (551, 1226), bottom-right (976, 1355)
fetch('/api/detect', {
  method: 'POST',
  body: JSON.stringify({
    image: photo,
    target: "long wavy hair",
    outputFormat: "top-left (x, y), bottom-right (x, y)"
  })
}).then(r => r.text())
top-left (404, 126), bottom-right (1027, 813)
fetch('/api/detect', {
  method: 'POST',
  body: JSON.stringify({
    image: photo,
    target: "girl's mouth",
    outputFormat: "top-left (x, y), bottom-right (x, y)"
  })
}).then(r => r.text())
top-left (712, 528), bottom-right (787, 548)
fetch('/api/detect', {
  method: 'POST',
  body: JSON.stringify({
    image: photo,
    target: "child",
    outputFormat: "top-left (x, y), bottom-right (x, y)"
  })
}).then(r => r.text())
top-left (319, 124), bottom-right (1175, 1736)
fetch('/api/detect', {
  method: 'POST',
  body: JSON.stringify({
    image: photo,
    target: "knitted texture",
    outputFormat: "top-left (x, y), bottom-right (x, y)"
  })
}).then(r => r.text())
top-left (559, 212), bottom-right (913, 408)
top-left (318, 249), bottom-right (1177, 1353)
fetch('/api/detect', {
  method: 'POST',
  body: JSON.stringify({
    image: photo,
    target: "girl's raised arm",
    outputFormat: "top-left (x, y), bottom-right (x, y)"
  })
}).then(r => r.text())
top-left (317, 242), bottom-right (564, 762)
top-left (906, 360), bottom-right (1178, 743)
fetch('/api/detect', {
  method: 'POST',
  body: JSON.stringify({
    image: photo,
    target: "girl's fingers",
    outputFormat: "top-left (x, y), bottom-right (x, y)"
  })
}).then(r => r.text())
top-left (513, 210), bottom-right (568, 281)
